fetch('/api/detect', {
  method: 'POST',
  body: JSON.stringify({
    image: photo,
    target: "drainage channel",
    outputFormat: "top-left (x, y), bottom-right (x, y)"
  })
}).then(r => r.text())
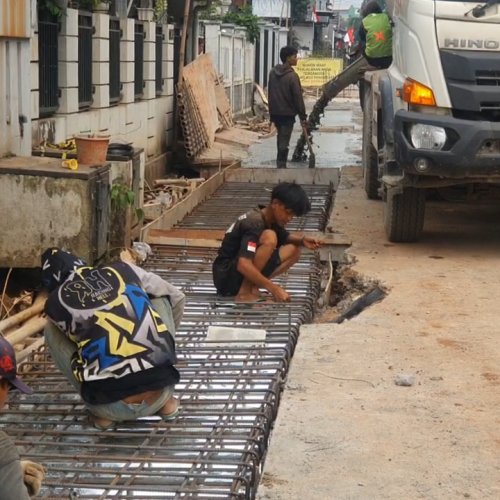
top-left (175, 181), bottom-right (332, 232)
top-left (0, 181), bottom-right (334, 499)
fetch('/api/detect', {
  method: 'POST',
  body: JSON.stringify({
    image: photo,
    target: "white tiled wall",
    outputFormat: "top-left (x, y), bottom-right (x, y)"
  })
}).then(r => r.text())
top-left (32, 9), bottom-right (175, 158)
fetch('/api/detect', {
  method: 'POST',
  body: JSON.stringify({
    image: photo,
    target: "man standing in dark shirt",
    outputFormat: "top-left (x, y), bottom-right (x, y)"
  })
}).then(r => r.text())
top-left (212, 183), bottom-right (323, 303)
top-left (268, 46), bottom-right (307, 168)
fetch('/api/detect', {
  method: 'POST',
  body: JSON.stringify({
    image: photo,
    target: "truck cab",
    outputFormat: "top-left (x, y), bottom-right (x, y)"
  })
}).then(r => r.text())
top-left (362, 0), bottom-right (500, 241)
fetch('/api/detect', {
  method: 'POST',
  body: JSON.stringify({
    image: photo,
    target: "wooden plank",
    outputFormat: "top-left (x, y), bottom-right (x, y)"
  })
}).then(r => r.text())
top-left (192, 142), bottom-right (247, 167)
top-left (214, 74), bottom-right (233, 129)
top-left (182, 54), bottom-right (220, 147)
top-left (215, 128), bottom-right (261, 148)
top-left (140, 163), bottom-right (235, 239)
top-left (226, 167), bottom-right (340, 186)
top-left (146, 235), bottom-right (221, 248)
top-left (149, 228), bottom-right (225, 240)
top-left (148, 228), bottom-right (350, 246)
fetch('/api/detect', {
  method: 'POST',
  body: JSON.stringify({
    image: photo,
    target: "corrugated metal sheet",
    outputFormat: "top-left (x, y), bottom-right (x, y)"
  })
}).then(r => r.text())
top-left (0, 0), bottom-right (30, 38)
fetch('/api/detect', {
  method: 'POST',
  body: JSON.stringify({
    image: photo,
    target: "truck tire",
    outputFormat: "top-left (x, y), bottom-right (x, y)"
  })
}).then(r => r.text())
top-left (362, 87), bottom-right (380, 200)
top-left (384, 188), bottom-right (426, 242)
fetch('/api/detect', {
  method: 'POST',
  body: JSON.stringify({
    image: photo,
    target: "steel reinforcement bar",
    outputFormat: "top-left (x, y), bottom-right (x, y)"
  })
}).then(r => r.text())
top-left (0, 181), bottom-right (333, 498)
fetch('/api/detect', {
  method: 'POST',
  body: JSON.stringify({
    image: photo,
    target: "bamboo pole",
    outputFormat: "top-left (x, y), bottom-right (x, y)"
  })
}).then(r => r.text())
top-left (153, 178), bottom-right (205, 186)
top-left (173, 0), bottom-right (192, 156)
top-left (178, 0), bottom-right (192, 86)
top-left (5, 315), bottom-right (48, 346)
top-left (0, 291), bottom-right (47, 333)
top-left (16, 337), bottom-right (45, 363)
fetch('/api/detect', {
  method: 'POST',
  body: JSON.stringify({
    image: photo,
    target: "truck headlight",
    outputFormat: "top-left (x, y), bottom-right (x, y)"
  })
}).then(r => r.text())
top-left (410, 124), bottom-right (446, 150)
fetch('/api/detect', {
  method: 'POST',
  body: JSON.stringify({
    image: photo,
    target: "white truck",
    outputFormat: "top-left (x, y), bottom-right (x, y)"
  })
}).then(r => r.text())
top-left (362, 0), bottom-right (500, 241)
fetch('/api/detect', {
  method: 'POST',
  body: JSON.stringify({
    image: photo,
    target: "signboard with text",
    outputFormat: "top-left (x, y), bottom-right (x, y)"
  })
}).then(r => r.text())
top-left (252, 0), bottom-right (291, 18)
top-left (294, 58), bottom-right (344, 87)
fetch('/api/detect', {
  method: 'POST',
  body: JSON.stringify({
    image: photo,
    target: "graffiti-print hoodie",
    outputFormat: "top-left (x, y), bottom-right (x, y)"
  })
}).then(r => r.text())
top-left (43, 249), bottom-right (182, 404)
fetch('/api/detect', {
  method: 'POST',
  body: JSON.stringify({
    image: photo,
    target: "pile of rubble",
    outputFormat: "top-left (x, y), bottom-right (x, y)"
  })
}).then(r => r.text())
top-left (143, 177), bottom-right (206, 221)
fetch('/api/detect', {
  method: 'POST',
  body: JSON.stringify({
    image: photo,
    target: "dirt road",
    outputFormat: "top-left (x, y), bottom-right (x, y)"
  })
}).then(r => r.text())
top-left (257, 103), bottom-right (500, 499)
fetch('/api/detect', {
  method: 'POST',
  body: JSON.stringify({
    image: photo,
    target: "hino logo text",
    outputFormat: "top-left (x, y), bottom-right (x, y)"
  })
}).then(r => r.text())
top-left (444, 39), bottom-right (499, 49)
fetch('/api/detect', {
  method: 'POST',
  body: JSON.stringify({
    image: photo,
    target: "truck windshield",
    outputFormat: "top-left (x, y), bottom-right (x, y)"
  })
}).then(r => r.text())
top-left (464, 0), bottom-right (500, 17)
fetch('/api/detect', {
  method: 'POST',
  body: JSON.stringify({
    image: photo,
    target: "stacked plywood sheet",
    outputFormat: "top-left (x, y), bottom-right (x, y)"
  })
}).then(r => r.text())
top-left (177, 54), bottom-right (261, 165)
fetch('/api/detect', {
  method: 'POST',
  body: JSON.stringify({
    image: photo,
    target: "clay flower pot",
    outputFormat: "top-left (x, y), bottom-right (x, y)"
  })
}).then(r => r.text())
top-left (74, 134), bottom-right (110, 165)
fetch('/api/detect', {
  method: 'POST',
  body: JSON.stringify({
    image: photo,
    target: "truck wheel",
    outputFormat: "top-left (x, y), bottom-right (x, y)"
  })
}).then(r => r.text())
top-left (362, 87), bottom-right (380, 200)
top-left (384, 188), bottom-right (425, 242)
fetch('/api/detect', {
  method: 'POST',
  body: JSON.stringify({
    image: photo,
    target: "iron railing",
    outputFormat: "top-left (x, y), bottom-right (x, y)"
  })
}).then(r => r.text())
top-left (78, 12), bottom-right (93, 109)
top-left (38, 11), bottom-right (59, 117)
top-left (109, 18), bottom-right (121, 104)
top-left (134, 21), bottom-right (144, 100)
top-left (155, 25), bottom-right (164, 96)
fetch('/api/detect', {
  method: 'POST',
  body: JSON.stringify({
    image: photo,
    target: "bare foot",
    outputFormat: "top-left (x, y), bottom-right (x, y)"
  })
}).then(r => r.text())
top-left (235, 293), bottom-right (274, 304)
top-left (251, 286), bottom-right (271, 298)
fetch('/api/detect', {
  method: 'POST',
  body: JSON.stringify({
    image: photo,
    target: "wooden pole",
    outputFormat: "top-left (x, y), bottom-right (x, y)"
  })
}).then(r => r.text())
top-left (0, 291), bottom-right (47, 333)
top-left (16, 337), bottom-right (45, 363)
top-left (178, 0), bottom-right (192, 86)
top-left (5, 316), bottom-right (48, 346)
top-left (174, 0), bottom-right (192, 156)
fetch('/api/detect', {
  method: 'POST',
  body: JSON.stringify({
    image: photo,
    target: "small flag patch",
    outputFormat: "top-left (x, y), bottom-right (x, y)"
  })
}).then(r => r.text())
top-left (247, 242), bottom-right (257, 253)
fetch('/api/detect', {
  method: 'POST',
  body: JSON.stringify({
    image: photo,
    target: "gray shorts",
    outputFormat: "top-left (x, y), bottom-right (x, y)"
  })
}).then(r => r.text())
top-left (213, 248), bottom-right (282, 296)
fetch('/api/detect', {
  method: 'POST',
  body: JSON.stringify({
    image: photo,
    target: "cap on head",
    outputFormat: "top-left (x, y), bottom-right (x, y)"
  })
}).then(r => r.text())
top-left (41, 248), bottom-right (87, 291)
top-left (0, 337), bottom-right (33, 394)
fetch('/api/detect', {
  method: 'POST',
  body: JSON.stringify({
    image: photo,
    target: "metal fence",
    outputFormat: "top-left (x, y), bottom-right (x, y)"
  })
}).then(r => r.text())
top-left (78, 12), bottom-right (93, 109)
top-left (109, 17), bottom-right (121, 105)
top-left (155, 25), bottom-right (163, 95)
top-left (134, 21), bottom-right (144, 100)
top-left (38, 11), bottom-right (59, 117)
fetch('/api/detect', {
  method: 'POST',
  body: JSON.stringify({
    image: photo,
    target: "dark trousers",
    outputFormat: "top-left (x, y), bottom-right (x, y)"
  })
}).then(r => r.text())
top-left (275, 123), bottom-right (294, 168)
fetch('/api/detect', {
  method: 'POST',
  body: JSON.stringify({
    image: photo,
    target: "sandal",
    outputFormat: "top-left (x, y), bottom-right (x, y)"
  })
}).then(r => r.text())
top-left (158, 405), bottom-right (181, 421)
top-left (89, 414), bottom-right (116, 431)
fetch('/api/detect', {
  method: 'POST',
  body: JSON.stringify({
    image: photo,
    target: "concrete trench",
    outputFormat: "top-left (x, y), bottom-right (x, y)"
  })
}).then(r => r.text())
top-left (0, 171), bottom-right (346, 498)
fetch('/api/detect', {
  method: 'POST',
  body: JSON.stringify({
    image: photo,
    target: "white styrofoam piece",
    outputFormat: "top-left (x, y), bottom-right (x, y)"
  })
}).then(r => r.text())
top-left (206, 326), bottom-right (266, 348)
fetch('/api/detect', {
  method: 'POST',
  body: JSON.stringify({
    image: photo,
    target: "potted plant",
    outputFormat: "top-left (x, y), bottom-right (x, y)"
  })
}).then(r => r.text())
top-left (78, 0), bottom-right (110, 12)
top-left (137, 0), bottom-right (154, 21)
top-left (93, 0), bottom-right (110, 13)
top-left (38, 0), bottom-right (64, 18)
top-left (110, 182), bottom-right (144, 250)
top-left (74, 133), bottom-right (110, 165)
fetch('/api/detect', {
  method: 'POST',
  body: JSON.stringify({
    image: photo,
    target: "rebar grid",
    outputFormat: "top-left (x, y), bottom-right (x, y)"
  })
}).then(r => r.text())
top-left (0, 181), bottom-right (333, 499)
top-left (175, 182), bottom-right (332, 232)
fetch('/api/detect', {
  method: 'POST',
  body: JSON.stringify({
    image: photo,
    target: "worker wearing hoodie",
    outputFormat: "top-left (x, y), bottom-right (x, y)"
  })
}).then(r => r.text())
top-left (268, 46), bottom-right (307, 168)
top-left (41, 248), bottom-right (185, 431)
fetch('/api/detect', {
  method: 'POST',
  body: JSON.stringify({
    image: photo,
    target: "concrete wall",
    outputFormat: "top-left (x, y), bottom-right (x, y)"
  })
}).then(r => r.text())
top-left (203, 21), bottom-right (255, 116)
top-left (255, 23), bottom-right (288, 89)
top-left (31, 9), bottom-right (175, 162)
top-left (0, 0), bottom-right (33, 157)
top-left (0, 156), bottom-right (109, 267)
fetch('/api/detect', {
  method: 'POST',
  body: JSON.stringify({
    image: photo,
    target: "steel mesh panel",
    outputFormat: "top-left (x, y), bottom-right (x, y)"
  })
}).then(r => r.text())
top-left (0, 182), bottom-right (333, 498)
